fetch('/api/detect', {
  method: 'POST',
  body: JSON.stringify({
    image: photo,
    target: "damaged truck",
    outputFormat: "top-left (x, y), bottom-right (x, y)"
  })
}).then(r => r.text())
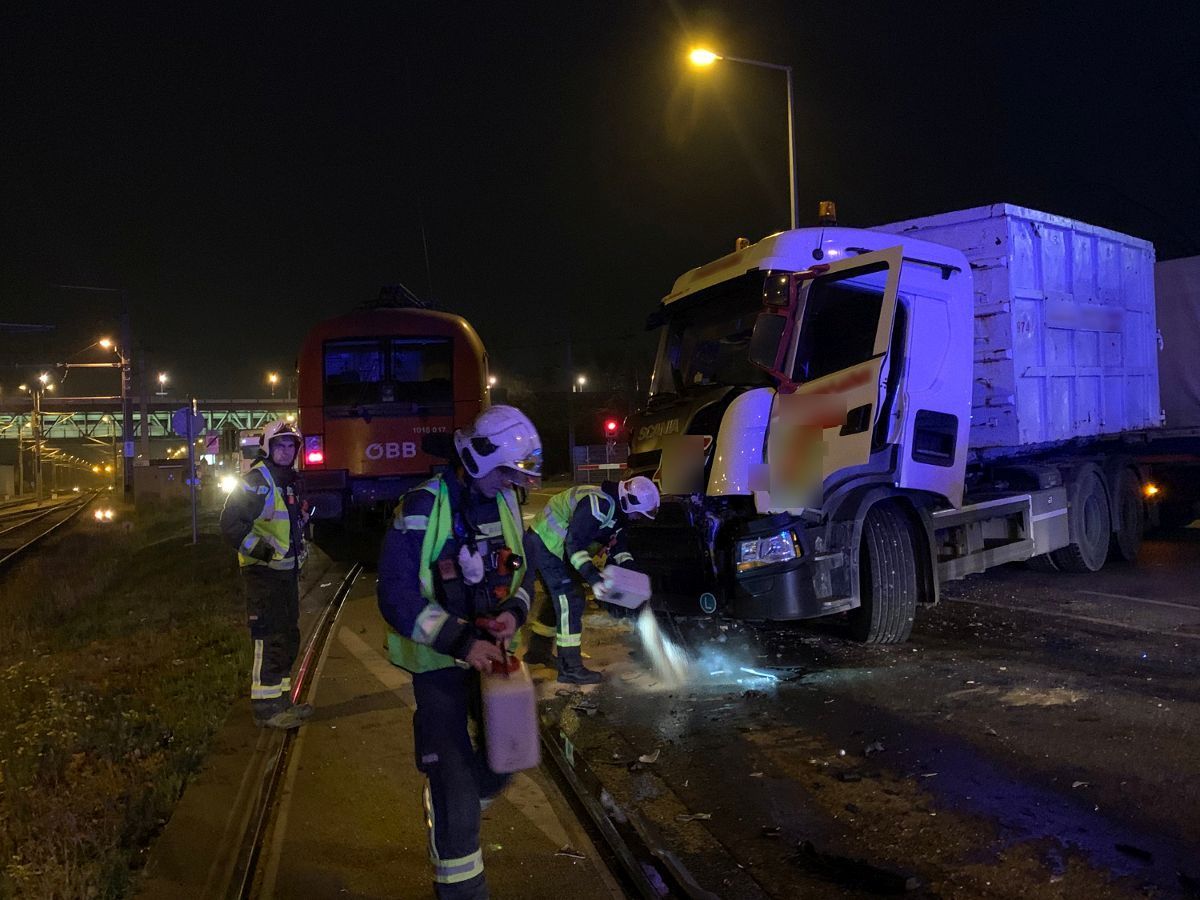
top-left (624, 203), bottom-right (1200, 642)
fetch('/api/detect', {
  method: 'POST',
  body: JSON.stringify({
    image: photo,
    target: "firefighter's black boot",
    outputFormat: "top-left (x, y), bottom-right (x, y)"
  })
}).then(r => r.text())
top-left (557, 646), bottom-right (602, 685)
top-left (523, 631), bottom-right (556, 668)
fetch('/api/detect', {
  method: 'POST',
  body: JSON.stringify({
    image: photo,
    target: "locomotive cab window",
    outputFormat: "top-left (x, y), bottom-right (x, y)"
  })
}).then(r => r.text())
top-left (389, 338), bottom-right (453, 403)
top-left (324, 337), bottom-right (453, 409)
top-left (324, 340), bottom-right (385, 405)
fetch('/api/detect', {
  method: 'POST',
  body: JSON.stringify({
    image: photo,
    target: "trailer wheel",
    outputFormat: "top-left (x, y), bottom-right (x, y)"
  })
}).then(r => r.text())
top-left (1110, 468), bottom-right (1144, 562)
top-left (1050, 466), bottom-right (1110, 573)
top-left (849, 502), bottom-right (918, 644)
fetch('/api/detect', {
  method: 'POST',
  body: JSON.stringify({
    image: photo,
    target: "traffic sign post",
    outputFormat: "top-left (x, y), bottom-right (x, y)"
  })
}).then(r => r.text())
top-left (172, 403), bottom-right (206, 545)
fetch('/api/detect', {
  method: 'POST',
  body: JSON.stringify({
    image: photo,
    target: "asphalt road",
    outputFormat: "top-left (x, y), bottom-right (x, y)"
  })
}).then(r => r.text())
top-left (539, 527), bottom-right (1200, 899)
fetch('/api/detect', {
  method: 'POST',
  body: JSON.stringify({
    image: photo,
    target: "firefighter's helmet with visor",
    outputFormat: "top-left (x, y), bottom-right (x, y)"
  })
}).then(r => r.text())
top-left (618, 476), bottom-right (659, 519)
top-left (454, 405), bottom-right (542, 482)
top-left (261, 419), bottom-right (302, 465)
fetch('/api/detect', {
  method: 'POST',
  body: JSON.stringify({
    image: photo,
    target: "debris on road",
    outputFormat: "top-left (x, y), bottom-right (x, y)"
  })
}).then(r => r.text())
top-left (790, 840), bottom-right (922, 893)
top-left (555, 845), bottom-right (586, 860)
top-left (675, 812), bottom-right (712, 822)
top-left (864, 740), bottom-right (885, 756)
top-left (639, 749), bottom-right (661, 764)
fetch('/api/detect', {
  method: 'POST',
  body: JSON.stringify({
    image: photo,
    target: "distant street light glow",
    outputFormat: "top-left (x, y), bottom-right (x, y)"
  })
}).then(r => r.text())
top-left (689, 48), bottom-right (720, 66)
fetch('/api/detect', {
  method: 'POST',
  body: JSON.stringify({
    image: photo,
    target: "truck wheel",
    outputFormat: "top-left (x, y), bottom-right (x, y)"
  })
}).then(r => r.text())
top-left (1026, 553), bottom-right (1059, 573)
top-left (849, 503), bottom-right (918, 644)
top-left (1050, 466), bottom-right (1110, 573)
top-left (1110, 468), bottom-right (1144, 562)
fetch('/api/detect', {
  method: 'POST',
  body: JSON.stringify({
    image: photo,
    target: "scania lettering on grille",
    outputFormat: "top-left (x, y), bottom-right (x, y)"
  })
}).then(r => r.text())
top-left (637, 418), bottom-right (680, 442)
top-left (365, 442), bottom-right (417, 460)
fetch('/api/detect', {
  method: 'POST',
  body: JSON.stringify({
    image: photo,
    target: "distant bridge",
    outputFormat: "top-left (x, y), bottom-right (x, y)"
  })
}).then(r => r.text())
top-left (0, 397), bottom-right (298, 442)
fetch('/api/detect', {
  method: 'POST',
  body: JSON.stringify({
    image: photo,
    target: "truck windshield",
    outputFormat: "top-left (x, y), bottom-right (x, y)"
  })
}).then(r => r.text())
top-left (650, 274), bottom-right (773, 397)
top-left (324, 337), bottom-right (453, 408)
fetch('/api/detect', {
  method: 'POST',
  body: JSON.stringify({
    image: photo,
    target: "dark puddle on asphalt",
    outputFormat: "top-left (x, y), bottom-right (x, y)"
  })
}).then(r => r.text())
top-left (653, 619), bottom-right (1199, 895)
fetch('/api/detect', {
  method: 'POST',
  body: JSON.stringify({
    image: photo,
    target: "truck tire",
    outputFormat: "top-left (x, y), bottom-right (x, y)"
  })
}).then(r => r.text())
top-left (1026, 553), bottom-right (1059, 573)
top-left (1110, 467), bottom-right (1144, 563)
top-left (849, 502), bottom-right (918, 644)
top-left (1050, 466), bottom-right (1110, 573)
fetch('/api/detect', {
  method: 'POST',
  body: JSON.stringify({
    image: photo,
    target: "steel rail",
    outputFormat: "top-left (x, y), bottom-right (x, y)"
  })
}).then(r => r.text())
top-left (0, 493), bottom-right (98, 570)
top-left (231, 562), bottom-right (363, 899)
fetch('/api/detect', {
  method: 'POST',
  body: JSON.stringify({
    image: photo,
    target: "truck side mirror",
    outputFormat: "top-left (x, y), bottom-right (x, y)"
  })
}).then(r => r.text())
top-left (749, 313), bottom-right (788, 373)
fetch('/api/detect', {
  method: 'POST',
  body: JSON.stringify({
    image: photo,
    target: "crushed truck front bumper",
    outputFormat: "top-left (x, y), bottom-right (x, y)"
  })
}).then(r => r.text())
top-left (729, 520), bottom-right (855, 621)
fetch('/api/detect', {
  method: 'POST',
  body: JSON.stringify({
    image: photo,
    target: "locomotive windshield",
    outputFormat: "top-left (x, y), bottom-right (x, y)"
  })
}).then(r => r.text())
top-left (324, 337), bottom-right (453, 408)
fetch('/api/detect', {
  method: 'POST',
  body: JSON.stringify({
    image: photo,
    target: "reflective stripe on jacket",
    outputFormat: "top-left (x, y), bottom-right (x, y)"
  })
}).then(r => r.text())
top-left (236, 461), bottom-right (296, 570)
top-left (530, 485), bottom-right (614, 560)
top-left (385, 476), bottom-right (527, 673)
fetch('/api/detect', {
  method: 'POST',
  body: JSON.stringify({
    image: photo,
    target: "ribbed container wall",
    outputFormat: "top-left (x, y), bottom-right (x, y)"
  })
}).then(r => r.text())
top-left (878, 204), bottom-right (1160, 453)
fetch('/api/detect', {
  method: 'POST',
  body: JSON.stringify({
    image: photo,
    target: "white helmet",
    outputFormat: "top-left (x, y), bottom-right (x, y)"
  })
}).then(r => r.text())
top-left (261, 419), bottom-right (302, 465)
top-left (618, 476), bottom-right (659, 519)
top-left (454, 405), bottom-right (542, 480)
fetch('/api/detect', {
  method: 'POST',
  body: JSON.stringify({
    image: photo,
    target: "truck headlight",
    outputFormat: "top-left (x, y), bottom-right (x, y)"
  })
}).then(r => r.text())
top-left (736, 530), bottom-right (801, 573)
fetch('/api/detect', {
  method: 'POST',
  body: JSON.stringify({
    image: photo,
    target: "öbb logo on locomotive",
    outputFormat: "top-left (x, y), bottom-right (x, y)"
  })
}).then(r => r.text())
top-left (365, 442), bottom-right (418, 461)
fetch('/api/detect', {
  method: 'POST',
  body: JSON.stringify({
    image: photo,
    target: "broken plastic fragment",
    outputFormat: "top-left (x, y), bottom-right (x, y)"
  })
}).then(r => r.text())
top-left (639, 749), bottom-right (661, 764)
top-left (675, 812), bottom-right (712, 822)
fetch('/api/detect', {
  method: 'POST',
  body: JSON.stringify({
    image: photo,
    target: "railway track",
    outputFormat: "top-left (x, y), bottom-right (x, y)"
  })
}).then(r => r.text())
top-left (220, 560), bottom-right (705, 900)
top-left (0, 492), bottom-right (101, 570)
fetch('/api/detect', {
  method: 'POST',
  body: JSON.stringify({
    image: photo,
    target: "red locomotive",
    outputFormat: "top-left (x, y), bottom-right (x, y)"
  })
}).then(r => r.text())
top-left (297, 286), bottom-right (489, 526)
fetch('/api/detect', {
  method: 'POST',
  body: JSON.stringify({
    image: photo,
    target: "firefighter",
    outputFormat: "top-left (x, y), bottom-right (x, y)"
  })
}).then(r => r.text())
top-left (523, 476), bottom-right (659, 684)
top-left (219, 418), bottom-right (312, 729)
top-left (377, 405), bottom-right (541, 900)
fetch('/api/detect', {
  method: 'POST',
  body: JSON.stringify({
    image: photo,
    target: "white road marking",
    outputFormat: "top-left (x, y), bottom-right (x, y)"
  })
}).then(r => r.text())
top-left (1075, 590), bottom-right (1199, 613)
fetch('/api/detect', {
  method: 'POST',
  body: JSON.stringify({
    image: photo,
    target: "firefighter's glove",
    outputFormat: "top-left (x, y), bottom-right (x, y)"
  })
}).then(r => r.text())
top-left (592, 576), bottom-right (615, 602)
top-left (457, 544), bottom-right (485, 585)
top-left (464, 639), bottom-right (504, 672)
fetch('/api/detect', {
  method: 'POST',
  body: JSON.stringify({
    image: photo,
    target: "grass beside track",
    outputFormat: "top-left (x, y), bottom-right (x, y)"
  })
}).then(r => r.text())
top-left (0, 503), bottom-right (247, 899)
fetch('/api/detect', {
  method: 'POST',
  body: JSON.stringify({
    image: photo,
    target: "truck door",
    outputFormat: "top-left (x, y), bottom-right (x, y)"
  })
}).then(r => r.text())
top-left (760, 247), bottom-right (902, 509)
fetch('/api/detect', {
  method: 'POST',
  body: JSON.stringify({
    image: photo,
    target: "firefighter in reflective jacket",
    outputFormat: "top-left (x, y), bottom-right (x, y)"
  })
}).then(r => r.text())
top-left (219, 419), bottom-right (312, 730)
top-left (377, 406), bottom-right (541, 900)
top-left (523, 476), bottom-right (659, 684)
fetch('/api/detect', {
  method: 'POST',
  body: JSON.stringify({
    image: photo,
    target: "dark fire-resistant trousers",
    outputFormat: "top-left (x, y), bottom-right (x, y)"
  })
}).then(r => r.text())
top-left (523, 531), bottom-right (585, 649)
top-left (243, 567), bottom-right (300, 719)
top-left (413, 665), bottom-right (510, 899)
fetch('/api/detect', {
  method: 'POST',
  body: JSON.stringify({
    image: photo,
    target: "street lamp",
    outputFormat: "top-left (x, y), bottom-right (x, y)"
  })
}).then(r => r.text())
top-left (21, 377), bottom-right (49, 499)
top-left (688, 46), bottom-right (798, 230)
top-left (488, 374), bottom-right (498, 388)
top-left (268, 372), bottom-right (279, 398)
top-left (157, 372), bottom-right (168, 396)
top-left (575, 375), bottom-right (587, 393)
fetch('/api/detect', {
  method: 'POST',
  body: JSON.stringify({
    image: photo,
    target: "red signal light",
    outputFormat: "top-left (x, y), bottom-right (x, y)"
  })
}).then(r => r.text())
top-left (605, 419), bottom-right (619, 434)
top-left (303, 434), bottom-right (325, 467)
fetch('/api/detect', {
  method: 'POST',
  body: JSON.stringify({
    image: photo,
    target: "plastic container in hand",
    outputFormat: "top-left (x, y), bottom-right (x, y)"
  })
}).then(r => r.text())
top-left (480, 657), bottom-right (540, 773)
top-left (601, 565), bottom-right (652, 610)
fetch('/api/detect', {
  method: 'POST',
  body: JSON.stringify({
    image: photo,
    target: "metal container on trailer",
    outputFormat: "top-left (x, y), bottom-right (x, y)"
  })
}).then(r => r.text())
top-left (877, 204), bottom-right (1160, 454)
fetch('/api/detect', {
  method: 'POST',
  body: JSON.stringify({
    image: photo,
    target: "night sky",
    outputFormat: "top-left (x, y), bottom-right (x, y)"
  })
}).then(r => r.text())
top-left (3, 2), bottom-right (1198, 398)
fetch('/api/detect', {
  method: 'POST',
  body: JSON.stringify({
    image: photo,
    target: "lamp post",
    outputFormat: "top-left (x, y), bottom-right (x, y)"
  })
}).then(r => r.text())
top-left (688, 47), bottom-right (798, 230)
top-left (157, 372), bottom-right (168, 396)
top-left (268, 372), bottom-right (279, 398)
top-left (20, 375), bottom-right (50, 500)
top-left (52, 286), bottom-right (135, 497)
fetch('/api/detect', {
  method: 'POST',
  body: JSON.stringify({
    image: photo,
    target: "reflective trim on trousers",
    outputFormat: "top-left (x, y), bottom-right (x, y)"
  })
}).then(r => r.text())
top-left (569, 550), bottom-right (592, 570)
top-left (556, 594), bottom-right (581, 647)
top-left (529, 619), bottom-right (556, 638)
top-left (425, 780), bottom-right (485, 885)
top-left (250, 639), bottom-right (285, 700)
